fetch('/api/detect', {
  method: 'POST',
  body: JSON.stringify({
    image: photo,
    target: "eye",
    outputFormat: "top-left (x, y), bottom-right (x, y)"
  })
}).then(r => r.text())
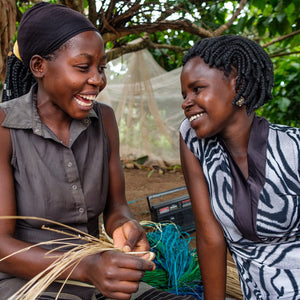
top-left (76, 65), bottom-right (89, 72)
top-left (194, 86), bottom-right (204, 94)
top-left (98, 65), bottom-right (107, 72)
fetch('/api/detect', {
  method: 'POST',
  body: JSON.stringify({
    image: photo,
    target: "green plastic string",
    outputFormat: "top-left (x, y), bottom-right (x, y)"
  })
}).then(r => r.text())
top-left (142, 222), bottom-right (203, 299)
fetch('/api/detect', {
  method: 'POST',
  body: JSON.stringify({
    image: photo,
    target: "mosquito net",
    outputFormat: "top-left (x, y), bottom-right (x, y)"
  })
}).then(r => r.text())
top-left (97, 49), bottom-right (184, 166)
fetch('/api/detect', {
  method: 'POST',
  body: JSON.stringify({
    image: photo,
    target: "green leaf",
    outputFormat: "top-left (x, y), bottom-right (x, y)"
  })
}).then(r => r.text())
top-left (278, 97), bottom-right (291, 112)
top-left (263, 5), bottom-right (274, 17)
top-left (276, 12), bottom-right (286, 23)
top-left (252, 0), bottom-right (266, 11)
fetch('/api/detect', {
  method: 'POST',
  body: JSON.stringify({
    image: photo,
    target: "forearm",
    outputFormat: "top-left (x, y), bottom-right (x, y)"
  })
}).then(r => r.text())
top-left (197, 236), bottom-right (227, 299)
top-left (0, 235), bottom-right (71, 280)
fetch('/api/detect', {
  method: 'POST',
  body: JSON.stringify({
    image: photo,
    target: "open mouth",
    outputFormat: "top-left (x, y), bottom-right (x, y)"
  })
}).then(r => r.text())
top-left (73, 94), bottom-right (96, 109)
top-left (189, 113), bottom-right (204, 123)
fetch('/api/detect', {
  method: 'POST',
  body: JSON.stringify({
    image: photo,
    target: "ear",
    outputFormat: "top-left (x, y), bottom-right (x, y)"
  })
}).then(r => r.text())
top-left (30, 55), bottom-right (46, 79)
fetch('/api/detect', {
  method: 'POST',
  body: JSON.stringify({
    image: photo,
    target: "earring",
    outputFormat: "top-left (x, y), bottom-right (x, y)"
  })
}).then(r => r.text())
top-left (236, 96), bottom-right (245, 107)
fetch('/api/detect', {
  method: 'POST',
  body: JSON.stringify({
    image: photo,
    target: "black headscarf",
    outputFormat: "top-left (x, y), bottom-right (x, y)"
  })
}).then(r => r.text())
top-left (2, 2), bottom-right (98, 102)
top-left (18, 2), bottom-right (97, 67)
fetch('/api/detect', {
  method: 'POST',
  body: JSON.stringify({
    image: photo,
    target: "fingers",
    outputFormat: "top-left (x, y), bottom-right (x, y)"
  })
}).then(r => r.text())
top-left (129, 251), bottom-right (156, 262)
top-left (111, 251), bottom-right (155, 271)
top-left (102, 281), bottom-right (140, 300)
top-left (90, 251), bottom-right (155, 300)
top-left (113, 220), bottom-right (150, 252)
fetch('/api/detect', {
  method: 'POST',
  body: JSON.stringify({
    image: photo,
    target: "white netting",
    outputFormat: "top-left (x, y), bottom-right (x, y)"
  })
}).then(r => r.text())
top-left (97, 48), bottom-right (184, 166)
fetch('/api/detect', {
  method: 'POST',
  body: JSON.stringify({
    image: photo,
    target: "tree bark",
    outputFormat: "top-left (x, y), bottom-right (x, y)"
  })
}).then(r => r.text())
top-left (0, 0), bottom-right (16, 82)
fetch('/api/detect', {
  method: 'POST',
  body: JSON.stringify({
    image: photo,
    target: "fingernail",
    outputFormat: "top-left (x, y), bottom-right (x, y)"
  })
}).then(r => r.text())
top-left (123, 245), bottom-right (131, 252)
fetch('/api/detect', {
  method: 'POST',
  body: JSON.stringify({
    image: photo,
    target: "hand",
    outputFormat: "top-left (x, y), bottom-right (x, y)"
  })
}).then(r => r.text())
top-left (113, 219), bottom-right (150, 253)
top-left (82, 250), bottom-right (155, 300)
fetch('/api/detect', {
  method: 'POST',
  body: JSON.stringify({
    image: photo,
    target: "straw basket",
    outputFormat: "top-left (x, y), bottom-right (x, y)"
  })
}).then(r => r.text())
top-left (226, 259), bottom-right (243, 300)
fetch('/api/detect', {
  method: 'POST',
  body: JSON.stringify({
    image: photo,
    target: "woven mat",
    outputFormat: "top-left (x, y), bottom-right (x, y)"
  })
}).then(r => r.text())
top-left (226, 260), bottom-right (243, 300)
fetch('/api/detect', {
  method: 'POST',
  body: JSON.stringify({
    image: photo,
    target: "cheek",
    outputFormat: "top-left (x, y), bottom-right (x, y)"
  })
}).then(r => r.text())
top-left (100, 74), bottom-right (107, 90)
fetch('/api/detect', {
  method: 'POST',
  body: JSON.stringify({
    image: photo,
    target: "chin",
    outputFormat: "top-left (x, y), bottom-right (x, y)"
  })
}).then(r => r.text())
top-left (70, 110), bottom-right (90, 120)
top-left (195, 129), bottom-right (214, 140)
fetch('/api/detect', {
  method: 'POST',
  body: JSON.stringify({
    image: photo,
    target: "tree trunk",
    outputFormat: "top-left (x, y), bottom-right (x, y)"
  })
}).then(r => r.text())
top-left (0, 0), bottom-right (16, 82)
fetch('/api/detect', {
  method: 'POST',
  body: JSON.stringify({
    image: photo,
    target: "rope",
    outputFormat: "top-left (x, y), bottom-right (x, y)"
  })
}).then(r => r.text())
top-left (142, 222), bottom-right (203, 299)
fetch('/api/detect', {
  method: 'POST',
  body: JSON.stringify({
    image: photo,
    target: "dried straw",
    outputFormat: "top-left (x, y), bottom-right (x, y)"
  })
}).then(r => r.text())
top-left (226, 260), bottom-right (243, 300)
top-left (0, 216), bottom-right (155, 300)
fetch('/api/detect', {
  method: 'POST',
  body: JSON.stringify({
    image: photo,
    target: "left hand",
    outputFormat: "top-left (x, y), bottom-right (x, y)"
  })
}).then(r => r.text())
top-left (112, 219), bottom-right (150, 253)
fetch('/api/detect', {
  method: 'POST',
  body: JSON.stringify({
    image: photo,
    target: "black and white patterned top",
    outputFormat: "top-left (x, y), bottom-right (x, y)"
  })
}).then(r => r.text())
top-left (180, 115), bottom-right (300, 299)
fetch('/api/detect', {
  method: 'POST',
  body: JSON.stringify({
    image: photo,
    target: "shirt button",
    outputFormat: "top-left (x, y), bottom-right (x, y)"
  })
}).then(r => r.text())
top-left (67, 162), bottom-right (73, 167)
top-left (72, 184), bottom-right (77, 190)
top-left (79, 207), bottom-right (85, 213)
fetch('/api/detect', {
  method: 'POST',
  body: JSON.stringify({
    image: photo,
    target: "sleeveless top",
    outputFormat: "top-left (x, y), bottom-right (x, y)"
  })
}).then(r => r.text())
top-left (0, 87), bottom-right (110, 280)
top-left (180, 116), bottom-right (300, 299)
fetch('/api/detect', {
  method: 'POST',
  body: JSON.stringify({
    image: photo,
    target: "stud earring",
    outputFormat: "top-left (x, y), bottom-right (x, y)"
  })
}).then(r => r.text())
top-left (236, 96), bottom-right (245, 107)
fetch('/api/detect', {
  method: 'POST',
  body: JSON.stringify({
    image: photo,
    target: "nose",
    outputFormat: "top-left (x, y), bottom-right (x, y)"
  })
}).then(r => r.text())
top-left (182, 93), bottom-right (194, 111)
top-left (87, 70), bottom-right (106, 88)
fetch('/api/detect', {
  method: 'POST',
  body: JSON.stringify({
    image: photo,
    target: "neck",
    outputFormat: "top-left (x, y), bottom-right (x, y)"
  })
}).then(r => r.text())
top-left (36, 93), bottom-right (72, 145)
top-left (220, 112), bottom-right (255, 157)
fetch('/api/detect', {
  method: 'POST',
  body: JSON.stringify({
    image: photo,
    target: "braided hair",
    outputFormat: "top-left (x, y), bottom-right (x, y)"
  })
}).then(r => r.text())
top-left (182, 35), bottom-right (274, 115)
top-left (2, 52), bottom-right (36, 102)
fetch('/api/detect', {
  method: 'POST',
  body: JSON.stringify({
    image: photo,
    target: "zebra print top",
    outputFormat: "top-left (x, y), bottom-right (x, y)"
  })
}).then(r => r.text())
top-left (180, 115), bottom-right (300, 300)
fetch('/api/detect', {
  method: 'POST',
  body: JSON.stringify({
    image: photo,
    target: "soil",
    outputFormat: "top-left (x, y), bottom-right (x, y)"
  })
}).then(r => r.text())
top-left (123, 167), bottom-right (187, 223)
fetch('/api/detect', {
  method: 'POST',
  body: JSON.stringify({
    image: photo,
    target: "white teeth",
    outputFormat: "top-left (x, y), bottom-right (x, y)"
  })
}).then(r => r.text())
top-left (74, 97), bottom-right (93, 107)
top-left (189, 113), bottom-right (203, 122)
top-left (78, 94), bottom-right (96, 101)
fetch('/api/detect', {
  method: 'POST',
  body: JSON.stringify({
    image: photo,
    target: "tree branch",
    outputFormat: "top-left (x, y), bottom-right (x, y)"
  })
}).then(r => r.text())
top-left (269, 51), bottom-right (300, 58)
top-left (87, 0), bottom-right (97, 26)
top-left (105, 2), bottom-right (141, 28)
top-left (213, 0), bottom-right (248, 36)
top-left (102, 19), bottom-right (213, 43)
top-left (105, 38), bottom-right (149, 61)
top-left (263, 29), bottom-right (300, 48)
top-left (105, 36), bottom-right (189, 61)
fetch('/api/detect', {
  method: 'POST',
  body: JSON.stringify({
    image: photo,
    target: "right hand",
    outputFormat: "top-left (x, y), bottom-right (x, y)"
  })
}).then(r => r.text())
top-left (79, 250), bottom-right (155, 300)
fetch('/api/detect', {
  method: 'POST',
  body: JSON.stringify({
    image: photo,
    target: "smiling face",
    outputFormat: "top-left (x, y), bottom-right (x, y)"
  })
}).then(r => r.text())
top-left (181, 56), bottom-right (240, 139)
top-left (36, 30), bottom-right (107, 120)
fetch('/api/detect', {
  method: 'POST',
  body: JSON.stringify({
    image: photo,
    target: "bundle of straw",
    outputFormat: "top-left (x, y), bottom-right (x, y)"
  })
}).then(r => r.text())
top-left (226, 260), bottom-right (243, 300)
top-left (0, 216), bottom-right (155, 300)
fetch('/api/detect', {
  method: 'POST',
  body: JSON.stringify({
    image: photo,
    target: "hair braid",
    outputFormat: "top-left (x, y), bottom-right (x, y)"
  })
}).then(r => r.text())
top-left (182, 35), bottom-right (274, 115)
top-left (2, 53), bottom-right (36, 102)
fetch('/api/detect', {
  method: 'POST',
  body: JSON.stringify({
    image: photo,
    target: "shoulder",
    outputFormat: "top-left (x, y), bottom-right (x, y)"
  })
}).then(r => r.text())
top-left (268, 122), bottom-right (299, 145)
top-left (93, 102), bottom-right (118, 146)
top-left (0, 92), bottom-right (33, 129)
top-left (0, 106), bottom-right (12, 158)
top-left (179, 118), bottom-right (219, 160)
top-left (94, 101), bottom-right (115, 119)
top-left (267, 122), bottom-right (299, 173)
top-left (180, 118), bottom-right (197, 143)
top-left (269, 122), bottom-right (299, 136)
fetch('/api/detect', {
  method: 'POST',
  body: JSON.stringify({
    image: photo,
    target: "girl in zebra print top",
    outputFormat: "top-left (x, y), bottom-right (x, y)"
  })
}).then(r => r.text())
top-left (179, 35), bottom-right (299, 299)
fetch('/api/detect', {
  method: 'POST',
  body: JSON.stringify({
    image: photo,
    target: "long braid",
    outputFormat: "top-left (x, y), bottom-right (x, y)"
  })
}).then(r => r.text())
top-left (182, 35), bottom-right (274, 115)
top-left (2, 52), bottom-right (36, 102)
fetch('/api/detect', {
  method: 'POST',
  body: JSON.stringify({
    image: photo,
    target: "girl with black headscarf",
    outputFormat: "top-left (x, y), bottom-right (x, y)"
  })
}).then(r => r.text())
top-left (0, 3), bottom-right (196, 299)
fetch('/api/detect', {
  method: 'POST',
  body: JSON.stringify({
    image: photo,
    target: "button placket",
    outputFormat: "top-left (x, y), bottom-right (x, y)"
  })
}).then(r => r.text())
top-left (63, 149), bottom-right (86, 220)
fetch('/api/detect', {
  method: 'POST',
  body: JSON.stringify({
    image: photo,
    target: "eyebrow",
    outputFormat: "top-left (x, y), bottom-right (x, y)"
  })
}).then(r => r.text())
top-left (75, 53), bottom-right (107, 62)
top-left (188, 80), bottom-right (207, 88)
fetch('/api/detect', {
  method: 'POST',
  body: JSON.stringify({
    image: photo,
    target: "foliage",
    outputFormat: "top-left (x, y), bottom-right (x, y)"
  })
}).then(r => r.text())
top-left (257, 56), bottom-right (300, 127)
top-left (0, 0), bottom-right (299, 126)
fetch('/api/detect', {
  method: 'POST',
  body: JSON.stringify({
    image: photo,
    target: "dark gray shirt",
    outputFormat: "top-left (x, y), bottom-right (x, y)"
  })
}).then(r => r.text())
top-left (0, 87), bottom-right (110, 279)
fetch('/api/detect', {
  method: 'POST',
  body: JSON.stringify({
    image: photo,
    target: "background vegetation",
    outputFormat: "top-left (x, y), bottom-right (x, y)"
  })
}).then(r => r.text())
top-left (1, 0), bottom-right (299, 126)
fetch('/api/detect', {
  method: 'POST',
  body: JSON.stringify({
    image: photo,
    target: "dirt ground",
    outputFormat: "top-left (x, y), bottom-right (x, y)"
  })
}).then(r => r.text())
top-left (123, 167), bottom-right (187, 223)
